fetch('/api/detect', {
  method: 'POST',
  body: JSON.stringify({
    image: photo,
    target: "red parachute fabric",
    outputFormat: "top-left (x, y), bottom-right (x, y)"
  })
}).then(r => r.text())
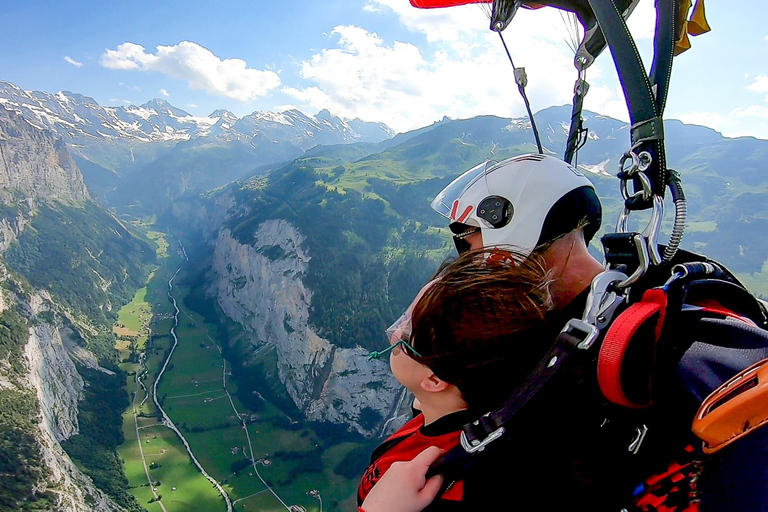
top-left (410, 0), bottom-right (489, 6)
top-left (410, 0), bottom-right (545, 12)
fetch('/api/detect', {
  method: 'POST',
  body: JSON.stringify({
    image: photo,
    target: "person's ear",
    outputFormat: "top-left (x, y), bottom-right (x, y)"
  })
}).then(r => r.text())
top-left (420, 372), bottom-right (451, 393)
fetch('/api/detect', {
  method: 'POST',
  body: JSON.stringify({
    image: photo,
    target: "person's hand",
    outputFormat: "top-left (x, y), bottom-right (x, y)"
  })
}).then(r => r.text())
top-left (361, 446), bottom-right (444, 512)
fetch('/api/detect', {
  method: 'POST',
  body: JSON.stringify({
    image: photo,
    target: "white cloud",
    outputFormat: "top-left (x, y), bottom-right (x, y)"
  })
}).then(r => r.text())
top-left (747, 75), bottom-right (768, 102)
top-left (187, 103), bottom-right (198, 108)
top-left (307, 0), bottom-right (656, 131)
top-left (159, 88), bottom-right (169, 97)
top-left (101, 41), bottom-right (281, 102)
top-left (119, 82), bottom-right (141, 91)
top-left (64, 56), bottom-right (83, 67)
top-left (731, 105), bottom-right (768, 119)
top-left (285, 24), bottom-right (619, 132)
top-left (366, 0), bottom-right (488, 42)
top-left (674, 107), bottom-right (768, 140)
top-left (677, 111), bottom-right (725, 129)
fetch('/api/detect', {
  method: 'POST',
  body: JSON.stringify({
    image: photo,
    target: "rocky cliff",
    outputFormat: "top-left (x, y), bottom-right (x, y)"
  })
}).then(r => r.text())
top-left (0, 99), bottom-right (141, 510)
top-left (0, 271), bottom-right (124, 511)
top-left (209, 220), bottom-right (408, 435)
top-left (0, 104), bottom-right (89, 203)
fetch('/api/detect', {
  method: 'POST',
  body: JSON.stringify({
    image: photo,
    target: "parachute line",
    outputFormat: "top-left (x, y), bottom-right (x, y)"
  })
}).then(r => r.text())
top-left (558, 11), bottom-right (582, 56)
top-left (476, 2), bottom-right (492, 19)
top-left (498, 32), bottom-right (543, 155)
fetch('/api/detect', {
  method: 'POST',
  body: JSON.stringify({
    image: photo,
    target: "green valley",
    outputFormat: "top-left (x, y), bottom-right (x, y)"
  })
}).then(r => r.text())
top-left (115, 232), bottom-right (373, 512)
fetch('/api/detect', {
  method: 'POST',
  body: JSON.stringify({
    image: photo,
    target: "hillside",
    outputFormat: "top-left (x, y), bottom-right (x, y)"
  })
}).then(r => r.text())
top-left (0, 104), bottom-right (152, 511)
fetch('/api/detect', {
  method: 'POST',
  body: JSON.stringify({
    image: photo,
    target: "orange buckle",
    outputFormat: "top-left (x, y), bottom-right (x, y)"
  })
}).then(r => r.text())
top-left (692, 357), bottom-right (768, 454)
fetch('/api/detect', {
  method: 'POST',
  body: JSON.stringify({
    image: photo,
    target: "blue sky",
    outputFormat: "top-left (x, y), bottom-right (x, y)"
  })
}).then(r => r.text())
top-left (3, 0), bottom-right (767, 137)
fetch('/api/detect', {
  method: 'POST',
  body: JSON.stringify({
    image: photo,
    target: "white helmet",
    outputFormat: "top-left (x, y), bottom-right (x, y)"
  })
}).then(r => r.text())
top-left (431, 154), bottom-right (602, 255)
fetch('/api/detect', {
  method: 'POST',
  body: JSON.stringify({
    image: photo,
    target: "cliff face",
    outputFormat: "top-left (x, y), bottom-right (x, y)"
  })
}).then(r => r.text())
top-left (210, 220), bottom-right (408, 435)
top-left (0, 282), bottom-right (124, 512)
top-left (0, 102), bottom-right (129, 510)
top-left (26, 317), bottom-right (123, 512)
top-left (0, 104), bottom-right (89, 203)
top-left (25, 320), bottom-right (84, 442)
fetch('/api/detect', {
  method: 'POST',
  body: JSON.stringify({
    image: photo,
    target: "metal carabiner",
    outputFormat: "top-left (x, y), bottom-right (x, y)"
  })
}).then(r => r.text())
top-left (619, 151), bottom-right (641, 177)
top-left (615, 234), bottom-right (651, 289)
top-left (620, 171), bottom-right (654, 202)
top-left (559, 270), bottom-right (629, 352)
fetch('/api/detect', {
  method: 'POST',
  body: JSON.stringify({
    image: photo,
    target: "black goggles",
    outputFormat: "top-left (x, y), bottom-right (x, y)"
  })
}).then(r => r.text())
top-left (452, 226), bottom-right (481, 254)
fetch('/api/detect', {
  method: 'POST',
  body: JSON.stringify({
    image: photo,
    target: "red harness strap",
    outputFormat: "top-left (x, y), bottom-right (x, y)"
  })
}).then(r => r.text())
top-left (598, 288), bottom-right (669, 408)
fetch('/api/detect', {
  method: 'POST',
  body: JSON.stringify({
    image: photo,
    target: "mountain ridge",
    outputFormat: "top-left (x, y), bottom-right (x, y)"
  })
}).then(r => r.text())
top-left (0, 79), bottom-right (395, 148)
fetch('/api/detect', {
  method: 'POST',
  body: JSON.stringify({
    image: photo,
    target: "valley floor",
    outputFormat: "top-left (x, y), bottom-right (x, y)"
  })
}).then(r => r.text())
top-left (115, 233), bottom-right (366, 512)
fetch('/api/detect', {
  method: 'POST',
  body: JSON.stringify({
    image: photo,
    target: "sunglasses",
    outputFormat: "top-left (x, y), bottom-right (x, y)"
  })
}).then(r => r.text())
top-left (367, 337), bottom-right (423, 361)
top-left (452, 226), bottom-right (481, 254)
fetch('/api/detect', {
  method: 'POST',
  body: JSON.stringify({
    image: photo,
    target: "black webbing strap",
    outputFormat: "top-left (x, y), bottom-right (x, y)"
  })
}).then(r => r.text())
top-left (564, 79), bottom-right (588, 164)
top-left (649, 0), bottom-right (677, 115)
top-left (425, 326), bottom-right (586, 488)
top-left (585, 0), bottom-right (677, 198)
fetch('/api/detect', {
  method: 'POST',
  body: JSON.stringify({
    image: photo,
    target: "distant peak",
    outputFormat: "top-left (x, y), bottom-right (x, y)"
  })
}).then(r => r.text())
top-left (141, 98), bottom-right (172, 109)
top-left (210, 109), bottom-right (235, 118)
top-left (57, 90), bottom-right (99, 106)
top-left (316, 109), bottom-right (334, 120)
top-left (138, 98), bottom-right (191, 117)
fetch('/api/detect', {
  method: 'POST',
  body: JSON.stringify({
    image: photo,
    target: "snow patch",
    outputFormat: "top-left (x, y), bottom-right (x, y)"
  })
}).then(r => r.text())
top-left (579, 159), bottom-right (613, 176)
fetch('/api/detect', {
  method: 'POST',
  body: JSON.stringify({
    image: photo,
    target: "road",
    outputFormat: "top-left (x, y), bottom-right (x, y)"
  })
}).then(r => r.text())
top-left (130, 357), bottom-right (168, 512)
top-left (149, 255), bottom-right (235, 512)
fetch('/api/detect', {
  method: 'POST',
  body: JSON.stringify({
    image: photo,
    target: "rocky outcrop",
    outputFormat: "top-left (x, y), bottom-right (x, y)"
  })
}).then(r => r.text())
top-left (0, 282), bottom-right (124, 511)
top-left (0, 211), bottom-right (28, 253)
top-left (0, 104), bottom-right (89, 202)
top-left (25, 321), bottom-right (84, 442)
top-left (23, 291), bottom-right (124, 511)
top-left (36, 419), bottom-right (124, 512)
top-left (211, 221), bottom-right (406, 435)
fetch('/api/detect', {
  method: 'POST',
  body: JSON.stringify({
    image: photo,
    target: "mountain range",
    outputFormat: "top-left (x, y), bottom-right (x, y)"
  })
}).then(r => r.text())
top-left (0, 80), bottom-right (395, 205)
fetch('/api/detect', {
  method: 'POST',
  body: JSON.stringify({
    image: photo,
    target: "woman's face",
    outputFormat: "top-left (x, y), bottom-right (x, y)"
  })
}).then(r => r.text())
top-left (387, 279), bottom-right (438, 394)
top-left (388, 314), bottom-right (430, 393)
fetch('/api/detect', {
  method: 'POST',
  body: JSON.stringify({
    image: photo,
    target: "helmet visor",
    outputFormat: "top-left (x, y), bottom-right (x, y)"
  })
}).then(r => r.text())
top-left (431, 161), bottom-right (495, 219)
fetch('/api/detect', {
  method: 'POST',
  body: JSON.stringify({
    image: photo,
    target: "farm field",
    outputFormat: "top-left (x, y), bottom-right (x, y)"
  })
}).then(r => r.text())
top-left (117, 236), bottom-right (226, 511)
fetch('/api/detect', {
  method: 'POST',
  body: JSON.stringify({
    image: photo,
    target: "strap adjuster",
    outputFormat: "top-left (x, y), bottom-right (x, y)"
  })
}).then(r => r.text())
top-left (562, 318), bottom-right (599, 350)
top-left (630, 116), bottom-right (665, 145)
top-left (460, 426), bottom-right (506, 454)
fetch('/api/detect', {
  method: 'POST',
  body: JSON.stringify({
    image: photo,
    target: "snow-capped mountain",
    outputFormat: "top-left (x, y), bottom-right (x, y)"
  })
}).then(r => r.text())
top-left (0, 80), bottom-right (218, 142)
top-left (0, 79), bottom-right (396, 204)
top-left (0, 79), bottom-right (394, 149)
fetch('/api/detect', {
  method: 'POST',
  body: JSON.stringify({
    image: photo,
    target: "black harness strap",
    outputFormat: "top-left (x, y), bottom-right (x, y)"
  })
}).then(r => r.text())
top-left (586, 0), bottom-right (669, 198)
top-left (425, 326), bottom-right (587, 488)
top-left (564, 78), bottom-right (588, 164)
top-left (649, 0), bottom-right (677, 115)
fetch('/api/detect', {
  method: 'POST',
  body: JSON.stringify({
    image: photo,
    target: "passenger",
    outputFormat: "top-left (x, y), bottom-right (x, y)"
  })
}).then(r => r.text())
top-left (431, 154), bottom-right (604, 313)
top-left (359, 247), bottom-right (555, 510)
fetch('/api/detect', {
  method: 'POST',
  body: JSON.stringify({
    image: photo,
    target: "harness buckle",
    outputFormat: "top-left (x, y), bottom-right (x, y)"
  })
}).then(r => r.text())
top-left (562, 319), bottom-right (599, 351)
top-left (460, 426), bottom-right (506, 454)
top-left (583, 270), bottom-right (629, 330)
top-left (560, 270), bottom-right (629, 351)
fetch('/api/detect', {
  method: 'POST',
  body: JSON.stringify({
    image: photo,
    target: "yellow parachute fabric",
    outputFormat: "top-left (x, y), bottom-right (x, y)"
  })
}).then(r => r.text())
top-left (675, 0), bottom-right (711, 56)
